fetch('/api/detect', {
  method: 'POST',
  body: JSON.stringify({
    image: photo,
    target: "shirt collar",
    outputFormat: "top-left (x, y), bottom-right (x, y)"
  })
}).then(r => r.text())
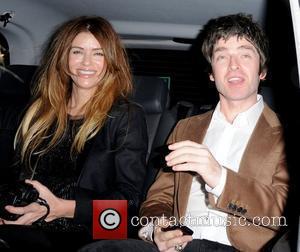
top-left (210, 94), bottom-right (264, 130)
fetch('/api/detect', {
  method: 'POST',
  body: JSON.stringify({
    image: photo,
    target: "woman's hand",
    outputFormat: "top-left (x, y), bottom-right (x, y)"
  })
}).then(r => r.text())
top-left (0, 180), bottom-right (75, 225)
top-left (2, 200), bottom-right (48, 225)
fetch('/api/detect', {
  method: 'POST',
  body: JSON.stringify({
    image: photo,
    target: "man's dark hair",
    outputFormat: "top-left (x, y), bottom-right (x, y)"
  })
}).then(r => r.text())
top-left (201, 13), bottom-right (269, 74)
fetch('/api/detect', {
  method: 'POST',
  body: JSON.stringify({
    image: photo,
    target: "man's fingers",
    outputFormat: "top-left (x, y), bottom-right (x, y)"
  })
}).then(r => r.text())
top-left (166, 147), bottom-right (201, 160)
top-left (158, 229), bottom-right (183, 241)
top-left (168, 140), bottom-right (204, 150)
top-left (159, 236), bottom-right (192, 252)
top-left (155, 229), bottom-right (192, 251)
top-left (172, 163), bottom-right (196, 172)
top-left (166, 145), bottom-right (210, 163)
top-left (165, 235), bottom-right (193, 248)
top-left (166, 153), bottom-right (203, 167)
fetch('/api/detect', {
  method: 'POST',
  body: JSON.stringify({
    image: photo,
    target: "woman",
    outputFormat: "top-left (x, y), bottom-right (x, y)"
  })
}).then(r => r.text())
top-left (0, 16), bottom-right (148, 249)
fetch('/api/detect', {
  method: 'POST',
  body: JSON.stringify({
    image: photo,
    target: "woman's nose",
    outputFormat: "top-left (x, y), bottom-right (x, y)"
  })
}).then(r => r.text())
top-left (82, 53), bottom-right (92, 66)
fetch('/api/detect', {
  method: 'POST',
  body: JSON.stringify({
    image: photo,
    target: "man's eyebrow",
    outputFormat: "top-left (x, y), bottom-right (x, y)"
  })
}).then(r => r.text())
top-left (238, 45), bottom-right (257, 53)
top-left (213, 47), bottom-right (227, 53)
top-left (213, 45), bottom-right (257, 53)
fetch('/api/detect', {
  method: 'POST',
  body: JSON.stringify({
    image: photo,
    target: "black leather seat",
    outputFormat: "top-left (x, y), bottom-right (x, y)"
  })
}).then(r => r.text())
top-left (0, 65), bottom-right (38, 184)
top-left (259, 86), bottom-right (276, 111)
top-left (151, 100), bottom-right (194, 150)
top-left (0, 106), bottom-right (24, 184)
top-left (0, 64), bottom-right (37, 107)
top-left (131, 75), bottom-right (169, 158)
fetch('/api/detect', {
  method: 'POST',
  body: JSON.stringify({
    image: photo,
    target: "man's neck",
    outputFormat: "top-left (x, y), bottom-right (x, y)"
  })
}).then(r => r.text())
top-left (219, 96), bottom-right (257, 123)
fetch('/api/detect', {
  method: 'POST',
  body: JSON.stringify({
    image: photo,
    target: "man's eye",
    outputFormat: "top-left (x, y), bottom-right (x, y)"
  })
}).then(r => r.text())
top-left (242, 54), bottom-right (251, 58)
top-left (216, 55), bottom-right (226, 61)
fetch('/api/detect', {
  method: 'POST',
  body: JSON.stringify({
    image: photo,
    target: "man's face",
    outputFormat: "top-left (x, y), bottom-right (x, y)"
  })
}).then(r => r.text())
top-left (209, 36), bottom-right (266, 106)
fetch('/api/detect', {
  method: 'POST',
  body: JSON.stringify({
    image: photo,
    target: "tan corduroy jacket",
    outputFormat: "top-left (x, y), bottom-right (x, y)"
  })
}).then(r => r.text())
top-left (140, 104), bottom-right (289, 251)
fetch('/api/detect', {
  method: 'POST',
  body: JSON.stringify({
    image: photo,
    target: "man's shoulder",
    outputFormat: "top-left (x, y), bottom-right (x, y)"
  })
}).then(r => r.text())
top-left (262, 104), bottom-right (282, 128)
top-left (178, 110), bottom-right (213, 126)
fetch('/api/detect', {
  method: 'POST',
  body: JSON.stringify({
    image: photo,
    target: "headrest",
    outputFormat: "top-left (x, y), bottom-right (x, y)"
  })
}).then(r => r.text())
top-left (132, 76), bottom-right (169, 113)
top-left (259, 86), bottom-right (275, 110)
top-left (0, 65), bottom-right (38, 106)
top-left (0, 67), bottom-right (170, 113)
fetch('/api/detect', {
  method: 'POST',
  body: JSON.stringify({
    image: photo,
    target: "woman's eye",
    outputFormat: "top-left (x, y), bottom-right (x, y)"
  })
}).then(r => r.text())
top-left (72, 50), bottom-right (82, 55)
top-left (94, 51), bottom-right (104, 56)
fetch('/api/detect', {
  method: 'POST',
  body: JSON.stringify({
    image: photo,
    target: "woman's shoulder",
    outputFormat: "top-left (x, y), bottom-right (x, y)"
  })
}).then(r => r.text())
top-left (109, 98), bottom-right (145, 116)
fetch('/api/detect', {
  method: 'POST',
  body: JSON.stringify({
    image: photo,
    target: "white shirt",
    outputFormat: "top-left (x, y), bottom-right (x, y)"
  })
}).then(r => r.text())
top-left (184, 95), bottom-right (264, 245)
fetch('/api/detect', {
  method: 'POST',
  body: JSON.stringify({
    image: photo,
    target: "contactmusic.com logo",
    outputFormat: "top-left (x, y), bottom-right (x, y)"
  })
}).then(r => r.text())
top-left (93, 200), bottom-right (127, 239)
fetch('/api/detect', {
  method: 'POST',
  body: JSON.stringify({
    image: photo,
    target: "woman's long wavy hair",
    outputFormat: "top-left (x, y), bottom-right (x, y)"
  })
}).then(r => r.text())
top-left (15, 16), bottom-right (133, 168)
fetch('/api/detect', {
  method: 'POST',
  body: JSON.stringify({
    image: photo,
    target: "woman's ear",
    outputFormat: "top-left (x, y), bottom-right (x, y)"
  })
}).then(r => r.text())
top-left (209, 73), bottom-right (215, 82)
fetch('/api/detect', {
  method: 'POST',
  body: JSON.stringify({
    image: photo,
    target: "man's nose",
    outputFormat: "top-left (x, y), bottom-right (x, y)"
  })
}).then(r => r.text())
top-left (229, 56), bottom-right (239, 70)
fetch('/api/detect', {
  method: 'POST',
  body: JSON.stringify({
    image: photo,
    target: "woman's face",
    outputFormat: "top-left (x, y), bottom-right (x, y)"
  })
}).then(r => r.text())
top-left (68, 31), bottom-right (106, 96)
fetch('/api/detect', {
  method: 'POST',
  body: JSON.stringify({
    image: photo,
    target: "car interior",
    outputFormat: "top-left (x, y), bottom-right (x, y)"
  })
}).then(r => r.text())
top-left (1, 0), bottom-right (300, 251)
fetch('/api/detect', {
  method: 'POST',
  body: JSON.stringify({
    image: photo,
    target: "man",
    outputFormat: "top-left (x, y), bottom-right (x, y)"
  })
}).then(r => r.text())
top-left (78, 13), bottom-right (289, 252)
top-left (138, 13), bottom-right (289, 252)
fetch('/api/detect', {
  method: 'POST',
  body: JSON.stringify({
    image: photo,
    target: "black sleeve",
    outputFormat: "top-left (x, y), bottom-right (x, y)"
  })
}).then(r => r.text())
top-left (0, 106), bottom-right (25, 184)
top-left (74, 102), bottom-right (148, 229)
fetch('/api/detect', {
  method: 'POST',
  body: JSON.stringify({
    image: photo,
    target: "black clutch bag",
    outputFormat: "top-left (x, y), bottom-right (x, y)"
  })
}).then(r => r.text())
top-left (0, 181), bottom-right (39, 220)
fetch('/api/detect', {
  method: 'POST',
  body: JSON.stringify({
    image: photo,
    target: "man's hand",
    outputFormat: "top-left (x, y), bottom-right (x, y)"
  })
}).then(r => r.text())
top-left (166, 140), bottom-right (222, 188)
top-left (153, 218), bottom-right (193, 252)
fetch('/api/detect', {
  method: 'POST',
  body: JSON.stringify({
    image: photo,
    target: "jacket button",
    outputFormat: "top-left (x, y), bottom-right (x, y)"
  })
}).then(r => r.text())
top-left (237, 207), bottom-right (243, 213)
top-left (241, 209), bottom-right (247, 215)
top-left (228, 203), bottom-right (234, 210)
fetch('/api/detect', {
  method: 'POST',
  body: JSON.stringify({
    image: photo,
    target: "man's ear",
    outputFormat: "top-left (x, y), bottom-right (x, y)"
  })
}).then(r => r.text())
top-left (209, 73), bottom-right (215, 82)
top-left (259, 71), bottom-right (267, 81)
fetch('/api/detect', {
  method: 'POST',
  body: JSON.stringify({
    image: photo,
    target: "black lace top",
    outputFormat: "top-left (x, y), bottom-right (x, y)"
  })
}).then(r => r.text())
top-left (19, 116), bottom-right (86, 232)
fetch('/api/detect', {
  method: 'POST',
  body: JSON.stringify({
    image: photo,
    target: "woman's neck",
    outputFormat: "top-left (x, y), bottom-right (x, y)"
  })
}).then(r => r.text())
top-left (68, 89), bottom-right (93, 117)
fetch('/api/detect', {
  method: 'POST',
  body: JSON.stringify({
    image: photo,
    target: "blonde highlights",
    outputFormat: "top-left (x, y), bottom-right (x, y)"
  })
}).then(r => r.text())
top-left (15, 16), bottom-right (132, 167)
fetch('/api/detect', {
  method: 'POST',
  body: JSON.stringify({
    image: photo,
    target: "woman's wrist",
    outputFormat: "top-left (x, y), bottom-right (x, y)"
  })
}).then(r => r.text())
top-left (54, 198), bottom-right (76, 219)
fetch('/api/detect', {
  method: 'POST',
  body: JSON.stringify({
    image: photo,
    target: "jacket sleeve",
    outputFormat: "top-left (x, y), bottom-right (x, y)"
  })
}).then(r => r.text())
top-left (74, 103), bottom-right (148, 227)
top-left (139, 120), bottom-right (183, 220)
top-left (212, 132), bottom-right (289, 231)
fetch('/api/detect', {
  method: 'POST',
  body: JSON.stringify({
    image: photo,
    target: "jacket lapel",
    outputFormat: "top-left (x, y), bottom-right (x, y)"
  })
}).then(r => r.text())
top-left (177, 112), bottom-right (213, 218)
top-left (238, 107), bottom-right (280, 177)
